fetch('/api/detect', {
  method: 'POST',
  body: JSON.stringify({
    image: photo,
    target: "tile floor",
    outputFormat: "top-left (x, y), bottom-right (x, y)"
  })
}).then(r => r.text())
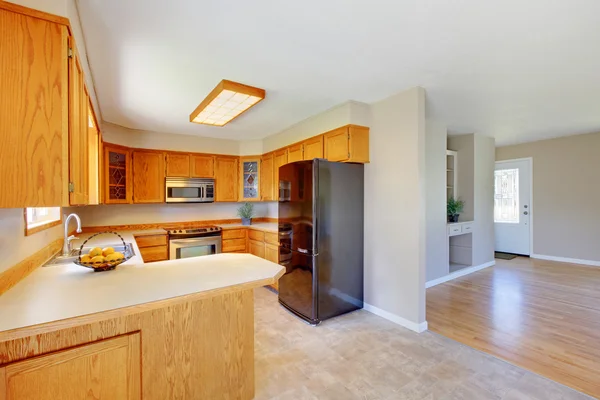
top-left (254, 288), bottom-right (592, 400)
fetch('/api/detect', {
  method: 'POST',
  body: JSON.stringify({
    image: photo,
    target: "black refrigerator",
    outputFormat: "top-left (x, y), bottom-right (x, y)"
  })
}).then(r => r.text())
top-left (278, 159), bottom-right (364, 325)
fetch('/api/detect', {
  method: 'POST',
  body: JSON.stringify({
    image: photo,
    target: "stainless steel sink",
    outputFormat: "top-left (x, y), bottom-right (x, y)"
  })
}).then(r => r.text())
top-left (44, 243), bottom-right (135, 267)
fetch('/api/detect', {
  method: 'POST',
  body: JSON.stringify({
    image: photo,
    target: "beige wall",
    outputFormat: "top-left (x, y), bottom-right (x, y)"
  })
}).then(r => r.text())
top-left (0, 208), bottom-right (75, 274)
top-left (73, 202), bottom-right (274, 227)
top-left (496, 132), bottom-right (600, 262)
top-left (425, 120), bottom-right (449, 281)
top-left (472, 134), bottom-right (495, 266)
top-left (262, 101), bottom-right (371, 153)
top-left (364, 87), bottom-right (427, 327)
top-left (101, 122), bottom-right (241, 155)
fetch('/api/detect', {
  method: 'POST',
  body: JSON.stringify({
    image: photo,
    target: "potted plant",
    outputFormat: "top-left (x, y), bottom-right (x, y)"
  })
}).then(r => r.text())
top-left (237, 202), bottom-right (255, 226)
top-left (447, 197), bottom-right (464, 223)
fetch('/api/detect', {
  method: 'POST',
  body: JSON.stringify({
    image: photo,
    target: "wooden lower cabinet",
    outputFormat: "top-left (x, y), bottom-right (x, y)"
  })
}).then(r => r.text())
top-left (134, 233), bottom-right (168, 262)
top-left (248, 239), bottom-right (265, 258)
top-left (222, 229), bottom-right (247, 252)
top-left (0, 333), bottom-right (141, 400)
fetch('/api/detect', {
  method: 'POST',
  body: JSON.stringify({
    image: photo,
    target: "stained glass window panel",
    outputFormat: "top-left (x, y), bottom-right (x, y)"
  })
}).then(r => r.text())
top-left (242, 161), bottom-right (259, 199)
top-left (494, 168), bottom-right (519, 223)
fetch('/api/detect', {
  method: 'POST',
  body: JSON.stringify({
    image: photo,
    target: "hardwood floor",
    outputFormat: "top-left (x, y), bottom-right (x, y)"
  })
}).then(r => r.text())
top-left (427, 256), bottom-right (600, 398)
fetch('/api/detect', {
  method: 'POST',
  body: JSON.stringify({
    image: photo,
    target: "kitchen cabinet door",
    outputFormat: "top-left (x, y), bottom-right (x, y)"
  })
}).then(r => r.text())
top-left (249, 239), bottom-right (265, 258)
top-left (323, 127), bottom-right (349, 162)
top-left (260, 153), bottom-right (274, 201)
top-left (103, 144), bottom-right (132, 204)
top-left (324, 125), bottom-right (370, 163)
top-left (68, 43), bottom-right (89, 206)
top-left (87, 98), bottom-right (100, 205)
top-left (0, 9), bottom-right (69, 207)
top-left (215, 156), bottom-right (238, 202)
top-left (0, 333), bottom-right (141, 400)
top-left (191, 154), bottom-right (215, 178)
top-left (287, 143), bottom-right (303, 163)
top-left (265, 243), bottom-right (279, 263)
top-left (303, 135), bottom-right (324, 160)
top-left (132, 151), bottom-right (165, 203)
top-left (239, 157), bottom-right (260, 201)
top-left (166, 153), bottom-right (190, 177)
top-left (273, 149), bottom-right (288, 196)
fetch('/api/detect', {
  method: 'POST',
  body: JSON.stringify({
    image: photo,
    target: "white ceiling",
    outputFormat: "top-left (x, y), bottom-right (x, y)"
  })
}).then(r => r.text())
top-left (77, 0), bottom-right (600, 146)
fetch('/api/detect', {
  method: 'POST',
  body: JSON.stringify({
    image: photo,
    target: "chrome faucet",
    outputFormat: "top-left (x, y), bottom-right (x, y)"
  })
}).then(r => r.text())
top-left (63, 213), bottom-right (83, 256)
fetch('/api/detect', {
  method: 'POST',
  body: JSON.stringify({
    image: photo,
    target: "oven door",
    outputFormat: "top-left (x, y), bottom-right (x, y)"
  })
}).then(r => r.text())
top-left (165, 178), bottom-right (214, 203)
top-left (169, 237), bottom-right (222, 260)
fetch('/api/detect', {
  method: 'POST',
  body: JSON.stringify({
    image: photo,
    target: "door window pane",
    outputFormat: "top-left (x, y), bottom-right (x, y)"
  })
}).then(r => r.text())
top-left (494, 169), bottom-right (519, 223)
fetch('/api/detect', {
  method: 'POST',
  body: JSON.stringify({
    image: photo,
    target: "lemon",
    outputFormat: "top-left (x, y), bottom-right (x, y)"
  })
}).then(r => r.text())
top-left (102, 247), bottom-right (115, 257)
top-left (80, 254), bottom-right (92, 264)
top-left (88, 247), bottom-right (103, 258)
top-left (106, 252), bottom-right (124, 264)
top-left (91, 255), bottom-right (105, 264)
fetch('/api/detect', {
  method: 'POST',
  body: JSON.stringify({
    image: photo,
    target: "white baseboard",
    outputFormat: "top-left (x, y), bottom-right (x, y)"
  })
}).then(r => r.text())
top-left (426, 260), bottom-right (496, 289)
top-left (531, 254), bottom-right (600, 267)
top-left (363, 303), bottom-right (428, 333)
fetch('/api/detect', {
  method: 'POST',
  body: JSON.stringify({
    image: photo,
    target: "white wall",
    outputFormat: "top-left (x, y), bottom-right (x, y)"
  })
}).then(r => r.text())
top-left (263, 101), bottom-right (370, 153)
top-left (364, 87), bottom-right (427, 329)
top-left (425, 120), bottom-right (449, 281)
top-left (73, 203), bottom-right (274, 227)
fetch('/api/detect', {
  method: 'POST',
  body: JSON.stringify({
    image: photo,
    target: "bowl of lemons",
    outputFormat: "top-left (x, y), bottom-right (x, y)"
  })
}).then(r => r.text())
top-left (75, 232), bottom-right (132, 271)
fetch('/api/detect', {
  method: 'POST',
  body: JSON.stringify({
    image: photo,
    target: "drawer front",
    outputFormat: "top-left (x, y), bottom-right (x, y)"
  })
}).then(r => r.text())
top-left (135, 234), bottom-right (168, 248)
top-left (448, 225), bottom-right (463, 236)
top-left (222, 238), bottom-right (246, 252)
top-left (248, 229), bottom-right (265, 242)
top-left (264, 232), bottom-right (279, 246)
top-left (222, 229), bottom-right (246, 240)
top-left (140, 245), bottom-right (168, 262)
top-left (462, 223), bottom-right (474, 233)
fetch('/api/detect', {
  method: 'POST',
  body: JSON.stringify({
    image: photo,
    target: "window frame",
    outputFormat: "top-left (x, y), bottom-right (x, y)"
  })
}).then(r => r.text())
top-left (23, 207), bottom-right (62, 236)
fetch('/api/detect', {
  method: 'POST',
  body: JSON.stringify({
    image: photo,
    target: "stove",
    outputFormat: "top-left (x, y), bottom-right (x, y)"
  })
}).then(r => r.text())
top-left (167, 226), bottom-right (222, 239)
top-left (168, 226), bottom-right (222, 260)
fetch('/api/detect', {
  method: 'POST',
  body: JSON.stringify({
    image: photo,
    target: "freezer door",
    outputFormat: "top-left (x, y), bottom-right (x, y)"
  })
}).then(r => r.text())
top-left (278, 249), bottom-right (318, 324)
top-left (278, 161), bottom-right (315, 254)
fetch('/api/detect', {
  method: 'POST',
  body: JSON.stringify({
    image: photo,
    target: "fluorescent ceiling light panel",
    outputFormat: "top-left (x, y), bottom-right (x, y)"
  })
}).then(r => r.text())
top-left (190, 80), bottom-right (266, 127)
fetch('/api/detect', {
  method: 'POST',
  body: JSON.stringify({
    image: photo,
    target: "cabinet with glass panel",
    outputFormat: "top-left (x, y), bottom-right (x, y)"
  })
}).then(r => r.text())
top-left (239, 157), bottom-right (261, 202)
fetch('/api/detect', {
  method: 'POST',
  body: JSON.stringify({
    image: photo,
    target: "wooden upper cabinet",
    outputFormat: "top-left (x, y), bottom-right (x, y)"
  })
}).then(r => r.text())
top-left (191, 154), bottom-right (215, 178)
top-left (324, 125), bottom-right (370, 163)
top-left (239, 157), bottom-right (260, 202)
top-left (0, 333), bottom-right (141, 400)
top-left (132, 151), bottom-right (165, 203)
top-left (273, 149), bottom-right (288, 193)
top-left (215, 156), bottom-right (238, 202)
top-left (0, 9), bottom-right (69, 207)
top-left (166, 153), bottom-right (190, 177)
top-left (287, 143), bottom-right (304, 163)
top-left (87, 98), bottom-right (100, 205)
top-left (260, 153), bottom-right (275, 201)
top-left (303, 135), bottom-right (324, 160)
top-left (103, 144), bottom-right (132, 204)
top-left (68, 47), bottom-right (89, 206)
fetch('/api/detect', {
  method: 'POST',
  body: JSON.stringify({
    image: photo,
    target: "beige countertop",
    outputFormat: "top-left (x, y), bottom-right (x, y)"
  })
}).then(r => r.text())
top-left (218, 222), bottom-right (278, 232)
top-left (0, 243), bottom-right (283, 334)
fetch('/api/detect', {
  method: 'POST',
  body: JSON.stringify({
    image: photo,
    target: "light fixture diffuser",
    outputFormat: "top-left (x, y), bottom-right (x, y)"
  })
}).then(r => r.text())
top-left (190, 80), bottom-right (265, 127)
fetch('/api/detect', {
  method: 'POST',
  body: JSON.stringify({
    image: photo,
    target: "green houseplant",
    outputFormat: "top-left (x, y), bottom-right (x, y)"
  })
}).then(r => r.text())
top-left (237, 202), bottom-right (255, 226)
top-left (447, 197), bottom-right (465, 223)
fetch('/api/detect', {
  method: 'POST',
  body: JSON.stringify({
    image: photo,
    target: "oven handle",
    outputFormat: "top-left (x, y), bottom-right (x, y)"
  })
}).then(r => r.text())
top-left (170, 237), bottom-right (221, 246)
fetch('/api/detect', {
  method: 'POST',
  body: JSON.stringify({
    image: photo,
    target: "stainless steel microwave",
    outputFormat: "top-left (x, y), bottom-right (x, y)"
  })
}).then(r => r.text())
top-left (165, 178), bottom-right (214, 203)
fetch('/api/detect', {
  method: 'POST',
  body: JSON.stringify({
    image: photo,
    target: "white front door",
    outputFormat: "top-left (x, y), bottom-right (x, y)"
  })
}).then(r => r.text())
top-left (494, 159), bottom-right (531, 255)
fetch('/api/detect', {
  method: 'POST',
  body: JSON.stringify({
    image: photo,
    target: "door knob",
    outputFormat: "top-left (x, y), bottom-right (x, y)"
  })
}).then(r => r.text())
top-left (523, 211), bottom-right (529, 215)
